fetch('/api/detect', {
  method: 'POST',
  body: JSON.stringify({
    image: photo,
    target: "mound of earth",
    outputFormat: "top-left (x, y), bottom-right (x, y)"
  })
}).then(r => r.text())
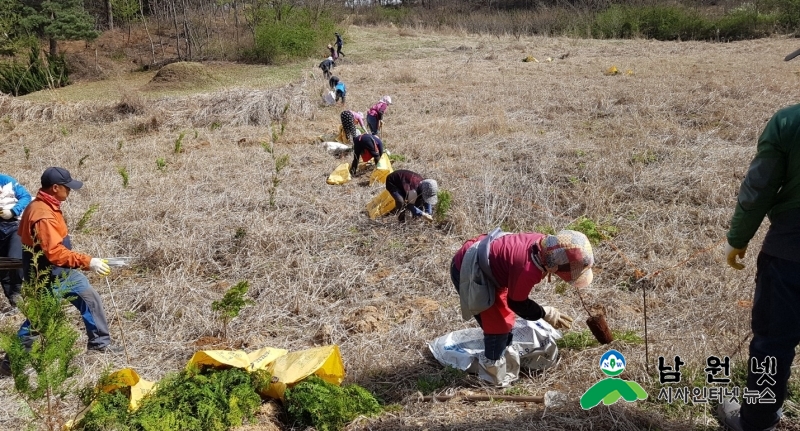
top-left (145, 61), bottom-right (219, 90)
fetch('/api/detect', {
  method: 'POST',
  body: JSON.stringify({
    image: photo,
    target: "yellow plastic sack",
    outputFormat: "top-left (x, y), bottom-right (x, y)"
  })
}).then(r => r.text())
top-left (264, 345), bottom-right (346, 399)
top-left (66, 368), bottom-right (157, 429)
top-left (187, 346), bottom-right (288, 372)
top-left (368, 153), bottom-right (393, 186)
top-left (100, 368), bottom-right (156, 410)
top-left (336, 125), bottom-right (347, 144)
top-left (326, 163), bottom-right (351, 185)
top-left (366, 189), bottom-right (396, 219)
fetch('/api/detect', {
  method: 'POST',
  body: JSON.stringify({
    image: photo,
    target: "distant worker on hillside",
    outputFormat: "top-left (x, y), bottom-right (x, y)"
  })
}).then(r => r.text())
top-left (366, 96), bottom-right (392, 135)
top-left (719, 103), bottom-right (800, 431)
top-left (327, 44), bottom-right (337, 61)
top-left (329, 75), bottom-right (340, 91)
top-left (319, 56), bottom-right (335, 80)
top-left (2, 167), bottom-right (122, 377)
top-left (451, 229), bottom-right (593, 385)
top-left (0, 172), bottom-right (31, 308)
top-left (385, 170), bottom-right (437, 222)
top-left (350, 134), bottom-right (384, 176)
top-left (335, 32), bottom-right (345, 58)
top-left (334, 80), bottom-right (346, 105)
top-left (340, 110), bottom-right (366, 144)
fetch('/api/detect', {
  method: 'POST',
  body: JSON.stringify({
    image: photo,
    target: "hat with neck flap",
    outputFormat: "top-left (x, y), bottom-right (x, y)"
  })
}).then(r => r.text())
top-left (536, 230), bottom-right (594, 288)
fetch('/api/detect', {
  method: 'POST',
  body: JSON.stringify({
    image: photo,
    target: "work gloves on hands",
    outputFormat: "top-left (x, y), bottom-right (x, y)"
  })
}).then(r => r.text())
top-left (0, 209), bottom-right (12, 220)
top-left (542, 306), bottom-right (574, 330)
top-left (724, 243), bottom-right (747, 270)
top-left (89, 258), bottom-right (111, 276)
top-left (421, 212), bottom-right (433, 222)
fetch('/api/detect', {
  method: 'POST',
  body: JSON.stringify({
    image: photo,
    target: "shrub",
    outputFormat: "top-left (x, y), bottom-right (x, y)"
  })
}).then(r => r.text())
top-left (285, 375), bottom-right (382, 431)
top-left (714, 4), bottom-right (775, 40)
top-left (592, 5), bottom-right (711, 40)
top-left (246, 6), bottom-right (336, 64)
top-left (769, 0), bottom-right (800, 33)
top-left (77, 366), bottom-right (264, 431)
top-left (0, 46), bottom-right (69, 96)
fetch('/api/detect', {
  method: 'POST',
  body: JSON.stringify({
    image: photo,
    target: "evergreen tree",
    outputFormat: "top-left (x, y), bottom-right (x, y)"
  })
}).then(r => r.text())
top-left (0, 248), bottom-right (81, 430)
top-left (19, 0), bottom-right (99, 56)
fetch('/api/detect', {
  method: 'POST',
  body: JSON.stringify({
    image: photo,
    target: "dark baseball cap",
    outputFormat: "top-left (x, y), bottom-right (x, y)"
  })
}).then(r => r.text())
top-left (41, 167), bottom-right (83, 190)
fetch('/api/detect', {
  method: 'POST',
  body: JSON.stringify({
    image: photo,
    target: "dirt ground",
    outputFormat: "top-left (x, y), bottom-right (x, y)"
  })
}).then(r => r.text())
top-left (3, 23), bottom-right (800, 430)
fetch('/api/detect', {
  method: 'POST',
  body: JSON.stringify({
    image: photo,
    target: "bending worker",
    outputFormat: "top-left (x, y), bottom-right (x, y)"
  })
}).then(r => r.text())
top-left (385, 170), bottom-right (437, 222)
top-left (339, 110), bottom-right (366, 144)
top-left (451, 229), bottom-right (593, 385)
top-left (350, 134), bottom-right (384, 176)
top-left (366, 96), bottom-right (391, 135)
top-left (319, 56), bottom-right (335, 80)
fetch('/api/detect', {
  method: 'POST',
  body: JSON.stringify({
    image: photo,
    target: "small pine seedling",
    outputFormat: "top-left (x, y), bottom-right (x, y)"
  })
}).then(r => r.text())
top-left (174, 132), bottom-right (185, 153)
top-left (434, 189), bottom-right (452, 222)
top-left (211, 281), bottom-right (255, 339)
top-left (117, 167), bottom-right (129, 188)
top-left (75, 203), bottom-right (99, 233)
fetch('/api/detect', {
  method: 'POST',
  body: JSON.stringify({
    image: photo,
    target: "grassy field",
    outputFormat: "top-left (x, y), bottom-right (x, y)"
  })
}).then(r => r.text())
top-left (2, 24), bottom-right (800, 430)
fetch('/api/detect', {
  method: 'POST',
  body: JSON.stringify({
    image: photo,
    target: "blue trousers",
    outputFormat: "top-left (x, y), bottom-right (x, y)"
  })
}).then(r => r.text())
top-left (18, 269), bottom-right (111, 349)
top-left (740, 252), bottom-right (800, 431)
top-left (450, 259), bottom-right (512, 361)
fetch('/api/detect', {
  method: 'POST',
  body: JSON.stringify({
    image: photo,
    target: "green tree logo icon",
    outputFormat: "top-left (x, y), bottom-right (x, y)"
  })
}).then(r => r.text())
top-left (580, 349), bottom-right (648, 409)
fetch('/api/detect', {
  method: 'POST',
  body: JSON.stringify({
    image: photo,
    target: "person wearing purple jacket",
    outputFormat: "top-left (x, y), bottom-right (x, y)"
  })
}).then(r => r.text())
top-left (385, 170), bottom-right (437, 222)
top-left (0, 173), bottom-right (32, 307)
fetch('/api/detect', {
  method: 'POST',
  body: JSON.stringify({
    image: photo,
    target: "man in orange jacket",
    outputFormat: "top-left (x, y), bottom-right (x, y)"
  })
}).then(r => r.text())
top-left (13, 167), bottom-right (120, 357)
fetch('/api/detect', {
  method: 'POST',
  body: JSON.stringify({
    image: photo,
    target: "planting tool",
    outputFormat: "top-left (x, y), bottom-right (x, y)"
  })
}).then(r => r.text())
top-left (786, 48), bottom-right (800, 62)
top-left (418, 392), bottom-right (544, 403)
top-left (0, 257), bottom-right (22, 269)
top-left (101, 257), bottom-right (134, 268)
top-left (105, 273), bottom-right (131, 364)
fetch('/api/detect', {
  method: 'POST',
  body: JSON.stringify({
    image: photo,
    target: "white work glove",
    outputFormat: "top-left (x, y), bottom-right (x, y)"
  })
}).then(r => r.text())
top-left (421, 212), bottom-right (433, 222)
top-left (0, 209), bottom-right (12, 220)
top-left (724, 243), bottom-right (747, 270)
top-left (89, 258), bottom-right (111, 276)
top-left (542, 306), bottom-right (574, 330)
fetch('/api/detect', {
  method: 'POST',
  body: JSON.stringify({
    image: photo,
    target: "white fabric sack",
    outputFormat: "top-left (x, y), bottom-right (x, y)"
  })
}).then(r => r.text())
top-left (428, 317), bottom-right (561, 385)
top-left (322, 91), bottom-right (336, 106)
top-left (321, 141), bottom-right (350, 152)
top-left (0, 183), bottom-right (17, 210)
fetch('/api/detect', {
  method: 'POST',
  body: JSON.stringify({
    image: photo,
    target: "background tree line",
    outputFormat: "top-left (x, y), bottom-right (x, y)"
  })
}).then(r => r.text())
top-left (1, 0), bottom-right (800, 95)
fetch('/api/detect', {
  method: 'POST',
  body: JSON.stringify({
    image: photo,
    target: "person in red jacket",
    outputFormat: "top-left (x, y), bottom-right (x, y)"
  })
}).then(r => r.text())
top-left (13, 167), bottom-right (121, 358)
top-left (450, 230), bottom-right (593, 383)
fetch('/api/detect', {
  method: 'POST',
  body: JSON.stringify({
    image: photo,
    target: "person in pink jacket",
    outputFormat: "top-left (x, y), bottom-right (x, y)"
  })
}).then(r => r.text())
top-left (366, 96), bottom-right (392, 135)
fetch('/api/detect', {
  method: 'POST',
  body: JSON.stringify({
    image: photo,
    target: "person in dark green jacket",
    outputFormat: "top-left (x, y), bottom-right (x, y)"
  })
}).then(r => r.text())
top-left (718, 103), bottom-right (800, 431)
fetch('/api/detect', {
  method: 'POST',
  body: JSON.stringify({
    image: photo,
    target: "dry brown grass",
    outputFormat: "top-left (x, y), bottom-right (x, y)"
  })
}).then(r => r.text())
top-left (2, 25), bottom-right (800, 430)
